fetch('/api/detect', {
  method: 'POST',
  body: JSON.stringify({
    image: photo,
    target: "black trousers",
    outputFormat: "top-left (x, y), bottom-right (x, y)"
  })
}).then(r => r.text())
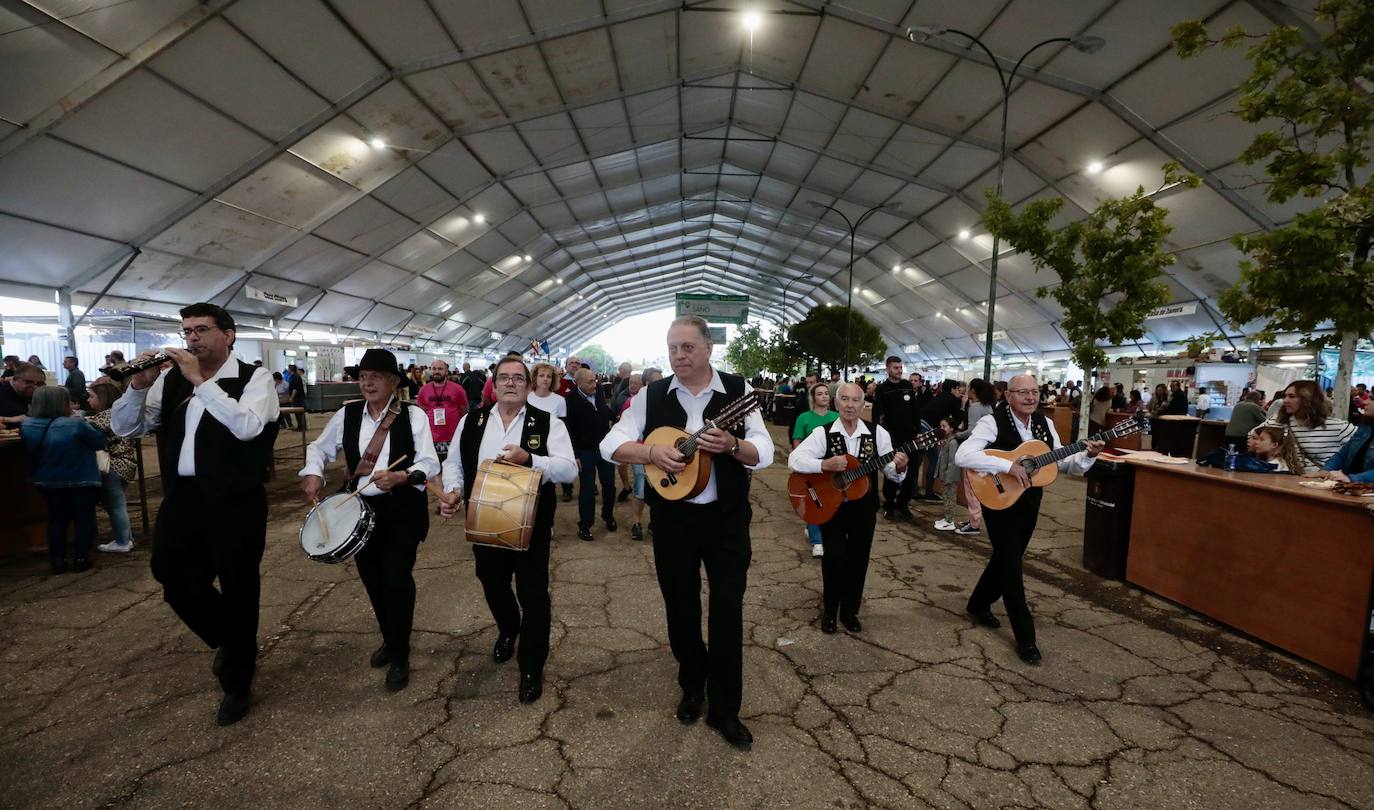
top-left (575, 447), bottom-right (616, 528)
top-left (968, 488), bottom-right (1043, 647)
top-left (880, 430), bottom-right (917, 509)
top-left (356, 487), bottom-right (428, 666)
top-left (820, 500), bottom-right (877, 619)
top-left (473, 510), bottom-right (553, 675)
top-left (151, 479), bottom-right (267, 696)
top-left (650, 500), bottom-right (752, 719)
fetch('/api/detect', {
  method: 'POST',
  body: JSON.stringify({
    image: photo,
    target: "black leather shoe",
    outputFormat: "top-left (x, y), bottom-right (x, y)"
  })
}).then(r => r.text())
top-left (617, 488), bottom-right (632, 502)
top-left (385, 662), bottom-right (410, 692)
top-left (921, 493), bottom-right (942, 503)
top-left (561, 491), bottom-right (573, 503)
top-left (577, 527), bottom-right (594, 541)
top-left (894, 507), bottom-right (915, 521)
top-left (675, 690), bottom-right (705, 725)
top-left (820, 614), bottom-right (838, 634)
top-left (212, 647), bottom-right (227, 677)
top-left (369, 643), bottom-right (391, 669)
top-left (967, 607), bottom-right (1001, 629)
top-left (604, 517), bottom-right (617, 532)
top-left (840, 613), bottom-right (862, 633)
top-left (705, 714), bottom-right (753, 749)
top-left (631, 523), bottom-right (643, 540)
top-left (492, 635), bottom-right (516, 663)
top-left (50, 559), bottom-right (68, 575)
top-left (519, 672), bottom-right (543, 704)
top-left (216, 691), bottom-right (251, 726)
top-left (71, 557), bottom-right (93, 573)
top-left (883, 508), bottom-right (895, 521)
top-left (1017, 644), bottom-right (1043, 665)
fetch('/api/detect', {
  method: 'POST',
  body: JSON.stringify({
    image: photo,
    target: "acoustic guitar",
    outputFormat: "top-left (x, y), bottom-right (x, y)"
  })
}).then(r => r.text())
top-left (644, 392), bottom-right (761, 500)
top-left (787, 427), bottom-right (946, 525)
top-left (965, 413), bottom-right (1148, 510)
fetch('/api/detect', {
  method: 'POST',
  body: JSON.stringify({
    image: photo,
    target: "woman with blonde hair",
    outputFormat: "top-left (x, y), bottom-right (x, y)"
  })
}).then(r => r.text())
top-left (1265, 380), bottom-right (1356, 473)
top-left (527, 362), bottom-right (567, 419)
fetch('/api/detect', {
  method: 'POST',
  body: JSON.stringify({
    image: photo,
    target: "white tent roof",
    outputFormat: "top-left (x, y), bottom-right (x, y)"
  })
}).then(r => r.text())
top-left (0, 0), bottom-right (1333, 361)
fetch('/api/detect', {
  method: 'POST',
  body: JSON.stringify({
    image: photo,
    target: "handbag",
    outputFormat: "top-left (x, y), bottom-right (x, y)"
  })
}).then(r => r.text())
top-left (96, 449), bottom-right (111, 474)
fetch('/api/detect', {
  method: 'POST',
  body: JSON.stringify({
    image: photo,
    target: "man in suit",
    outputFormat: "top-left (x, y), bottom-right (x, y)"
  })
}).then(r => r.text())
top-left (565, 368), bottom-right (617, 541)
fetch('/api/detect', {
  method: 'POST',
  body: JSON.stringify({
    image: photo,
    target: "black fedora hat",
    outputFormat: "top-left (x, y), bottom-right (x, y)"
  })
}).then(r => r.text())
top-left (358, 348), bottom-right (405, 381)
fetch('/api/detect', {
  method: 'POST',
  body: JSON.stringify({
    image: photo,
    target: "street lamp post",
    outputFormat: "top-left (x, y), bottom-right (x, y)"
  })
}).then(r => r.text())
top-left (779, 272), bottom-right (814, 326)
top-left (807, 201), bottom-right (900, 380)
top-left (908, 26), bottom-right (1104, 380)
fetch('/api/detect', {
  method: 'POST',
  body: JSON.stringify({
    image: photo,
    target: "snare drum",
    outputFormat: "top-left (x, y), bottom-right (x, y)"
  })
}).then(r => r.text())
top-left (465, 459), bottom-right (543, 551)
top-left (300, 492), bottom-right (376, 563)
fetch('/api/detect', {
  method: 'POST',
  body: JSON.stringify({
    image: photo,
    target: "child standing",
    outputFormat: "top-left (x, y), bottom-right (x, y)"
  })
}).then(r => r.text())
top-left (934, 417), bottom-right (963, 531)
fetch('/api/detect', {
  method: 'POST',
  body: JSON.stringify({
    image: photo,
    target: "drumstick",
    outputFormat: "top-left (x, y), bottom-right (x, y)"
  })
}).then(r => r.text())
top-left (317, 502), bottom-right (332, 547)
top-left (338, 455), bottom-right (411, 506)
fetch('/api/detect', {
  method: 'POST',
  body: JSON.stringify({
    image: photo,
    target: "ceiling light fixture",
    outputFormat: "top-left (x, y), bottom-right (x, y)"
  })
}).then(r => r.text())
top-left (742, 11), bottom-right (763, 32)
top-left (523, 254), bottom-right (533, 262)
top-left (1279, 353), bottom-right (1315, 361)
top-left (958, 229), bottom-right (971, 240)
top-left (473, 213), bottom-right (486, 224)
top-left (369, 137), bottom-right (386, 150)
top-left (1086, 160), bottom-right (1104, 175)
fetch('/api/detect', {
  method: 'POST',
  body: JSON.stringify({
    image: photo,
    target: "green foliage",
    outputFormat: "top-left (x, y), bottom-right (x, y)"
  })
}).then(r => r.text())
top-left (573, 344), bottom-right (614, 374)
top-left (787, 305), bottom-right (886, 374)
top-left (723, 323), bottom-right (801, 378)
top-left (982, 165), bottom-right (1194, 370)
top-left (1171, 0), bottom-right (1374, 346)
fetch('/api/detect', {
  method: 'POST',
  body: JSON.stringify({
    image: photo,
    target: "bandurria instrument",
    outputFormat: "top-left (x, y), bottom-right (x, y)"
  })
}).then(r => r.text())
top-left (965, 413), bottom-right (1148, 510)
top-left (100, 353), bottom-right (170, 382)
top-left (787, 427), bottom-right (946, 525)
top-left (465, 459), bottom-right (543, 551)
top-left (644, 392), bottom-right (761, 501)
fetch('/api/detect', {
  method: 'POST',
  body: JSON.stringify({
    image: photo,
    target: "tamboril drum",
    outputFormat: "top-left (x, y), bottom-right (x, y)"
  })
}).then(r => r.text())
top-left (466, 459), bottom-right (543, 551)
top-left (300, 492), bottom-right (376, 563)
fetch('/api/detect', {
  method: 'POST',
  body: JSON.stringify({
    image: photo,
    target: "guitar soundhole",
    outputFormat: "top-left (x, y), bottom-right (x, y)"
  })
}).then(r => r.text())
top-left (673, 437), bottom-right (694, 461)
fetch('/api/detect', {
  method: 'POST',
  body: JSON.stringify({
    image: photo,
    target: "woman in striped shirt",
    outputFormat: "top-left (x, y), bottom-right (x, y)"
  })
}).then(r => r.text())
top-left (1265, 380), bottom-right (1356, 473)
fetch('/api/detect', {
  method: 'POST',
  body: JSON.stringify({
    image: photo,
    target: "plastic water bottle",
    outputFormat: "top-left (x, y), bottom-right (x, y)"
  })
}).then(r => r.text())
top-left (1225, 445), bottom-right (1238, 471)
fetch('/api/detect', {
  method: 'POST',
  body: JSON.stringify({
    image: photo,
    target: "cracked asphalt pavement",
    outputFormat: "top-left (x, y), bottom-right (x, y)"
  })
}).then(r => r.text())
top-left (2, 424), bottom-right (1373, 808)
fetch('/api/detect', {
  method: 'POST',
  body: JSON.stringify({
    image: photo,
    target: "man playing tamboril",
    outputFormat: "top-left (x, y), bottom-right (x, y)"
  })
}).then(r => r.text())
top-left (438, 356), bottom-right (577, 704)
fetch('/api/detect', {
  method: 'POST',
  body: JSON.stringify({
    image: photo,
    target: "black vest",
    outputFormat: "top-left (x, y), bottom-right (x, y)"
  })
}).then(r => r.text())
top-left (341, 400), bottom-right (416, 493)
top-left (642, 371), bottom-right (750, 511)
top-left (989, 406), bottom-right (1052, 452)
top-left (159, 360), bottom-right (276, 495)
top-left (457, 404), bottom-right (557, 533)
top-left (822, 420), bottom-right (880, 507)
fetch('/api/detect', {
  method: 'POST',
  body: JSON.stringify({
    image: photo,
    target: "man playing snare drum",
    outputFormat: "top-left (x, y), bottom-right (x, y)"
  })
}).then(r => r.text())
top-left (438, 356), bottom-right (577, 704)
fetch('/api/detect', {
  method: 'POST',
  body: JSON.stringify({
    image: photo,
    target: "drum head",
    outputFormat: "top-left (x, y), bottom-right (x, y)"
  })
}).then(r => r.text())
top-left (301, 494), bottom-right (367, 560)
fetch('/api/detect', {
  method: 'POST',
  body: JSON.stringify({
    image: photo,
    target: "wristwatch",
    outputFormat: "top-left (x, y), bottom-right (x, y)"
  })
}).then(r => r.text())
top-left (728, 437), bottom-right (741, 456)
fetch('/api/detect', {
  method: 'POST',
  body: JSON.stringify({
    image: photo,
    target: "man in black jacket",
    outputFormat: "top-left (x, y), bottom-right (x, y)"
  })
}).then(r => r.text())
top-left (871, 357), bottom-right (919, 520)
top-left (565, 368), bottom-right (617, 540)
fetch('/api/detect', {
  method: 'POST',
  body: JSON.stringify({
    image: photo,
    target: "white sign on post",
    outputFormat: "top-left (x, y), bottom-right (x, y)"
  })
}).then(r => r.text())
top-left (245, 285), bottom-right (298, 308)
top-left (1145, 302), bottom-right (1198, 320)
top-left (973, 330), bottom-right (1008, 342)
top-left (675, 294), bottom-right (750, 325)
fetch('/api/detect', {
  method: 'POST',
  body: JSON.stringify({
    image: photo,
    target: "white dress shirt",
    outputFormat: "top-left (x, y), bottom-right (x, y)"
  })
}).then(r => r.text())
top-left (788, 418), bottom-right (905, 483)
top-left (955, 411), bottom-right (1097, 476)
top-left (111, 352), bottom-right (279, 476)
top-left (600, 369), bottom-right (774, 505)
top-left (439, 404), bottom-right (578, 497)
top-left (299, 399), bottom-right (440, 497)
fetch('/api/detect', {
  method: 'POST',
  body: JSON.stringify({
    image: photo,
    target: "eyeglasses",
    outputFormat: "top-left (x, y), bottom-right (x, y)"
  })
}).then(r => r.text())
top-left (494, 373), bottom-right (527, 385)
top-left (180, 325), bottom-right (220, 338)
top-left (1008, 388), bottom-right (1038, 396)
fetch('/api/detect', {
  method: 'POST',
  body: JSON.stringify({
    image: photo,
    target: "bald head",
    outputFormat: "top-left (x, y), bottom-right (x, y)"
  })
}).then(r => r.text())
top-left (575, 367), bottom-right (597, 394)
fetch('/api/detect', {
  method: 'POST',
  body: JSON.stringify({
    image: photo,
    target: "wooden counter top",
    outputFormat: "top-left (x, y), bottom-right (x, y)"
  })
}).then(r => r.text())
top-left (1110, 451), bottom-right (1374, 510)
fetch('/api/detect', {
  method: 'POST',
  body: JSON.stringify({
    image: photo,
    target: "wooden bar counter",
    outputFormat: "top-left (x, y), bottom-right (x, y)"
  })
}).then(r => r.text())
top-left (0, 433), bottom-right (47, 557)
top-left (1123, 457), bottom-right (1374, 679)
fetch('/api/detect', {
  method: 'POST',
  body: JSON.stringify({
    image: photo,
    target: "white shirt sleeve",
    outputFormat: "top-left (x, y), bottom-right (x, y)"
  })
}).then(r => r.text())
top-left (876, 425), bottom-right (905, 483)
top-left (299, 408), bottom-right (347, 480)
top-left (535, 415), bottom-right (578, 484)
top-left (406, 404), bottom-right (441, 484)
top-left (787, 425), bottom-right (828, 474)
top-left (740, 409), bottom-right (773, 470)
top-left (195, 366), bottom-right (279, 440)
top-left (601, 387), bottom-right (647, 461)
top-left (111, 370), bottom-right (166, 437)
top-left (440, 412), bottom-right (468, 496)
top-left (954, 414), bottom-right (1013, 474)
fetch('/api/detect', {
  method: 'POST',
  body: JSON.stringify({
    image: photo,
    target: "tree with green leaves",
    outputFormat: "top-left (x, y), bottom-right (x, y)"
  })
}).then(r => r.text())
top-left (788, 305), bottom-right (886, 377)
top-left (724, 322), bottom-right (771, 378)
top-left (1173, 0), bottom-right (1373, 419)
top-left (573, 343), bottom-right (615, 375)
top-left (984, 164), bottom-right (1199, 432)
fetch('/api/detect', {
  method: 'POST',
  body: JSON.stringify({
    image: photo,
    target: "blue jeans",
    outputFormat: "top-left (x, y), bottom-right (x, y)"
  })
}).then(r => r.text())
top-left (806, 523), bottom-right (822, 546)
top-left (100, 470), bottom-right (132, 545)
top-left (576, 447), bottom-right (616, 529)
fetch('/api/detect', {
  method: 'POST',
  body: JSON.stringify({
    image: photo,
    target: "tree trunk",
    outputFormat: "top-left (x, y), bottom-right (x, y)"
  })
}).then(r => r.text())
top-left (1078, 369), bottom-right (1094, 442)
top-left (1331, 331), bottom-right (1357, 421)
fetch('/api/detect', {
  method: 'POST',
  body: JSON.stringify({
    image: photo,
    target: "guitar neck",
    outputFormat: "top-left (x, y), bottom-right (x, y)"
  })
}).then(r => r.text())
top-left (843, 429), bottom-right (943, 481)
top-left (677, 396), bottom-right (758, 455)
top-left (1026, 422), bottom-right (1134, 470)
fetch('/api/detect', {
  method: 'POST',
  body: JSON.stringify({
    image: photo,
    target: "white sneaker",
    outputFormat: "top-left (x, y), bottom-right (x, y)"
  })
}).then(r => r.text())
top-left (97, 541), bottom-right (132, 553)
top-left (811, 544), bottom-right (824, 558)
top-left (933, 519), bottom-right (956, 531)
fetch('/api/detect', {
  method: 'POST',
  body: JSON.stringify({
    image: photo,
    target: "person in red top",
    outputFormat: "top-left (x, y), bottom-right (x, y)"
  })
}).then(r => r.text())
top-left (417, 360), bottom-right (468, 460)
top-left (556, 355), bottom-right (580, 397)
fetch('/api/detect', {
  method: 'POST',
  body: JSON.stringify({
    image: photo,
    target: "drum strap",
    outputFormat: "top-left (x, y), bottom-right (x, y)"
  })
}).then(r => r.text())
top-left (351, 398), bottom-right (401, 487)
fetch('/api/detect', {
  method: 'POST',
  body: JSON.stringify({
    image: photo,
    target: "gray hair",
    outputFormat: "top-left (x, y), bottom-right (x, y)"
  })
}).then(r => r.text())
top-left (642, 367), bottom-right (663, 384)
top-left (29, 386), bottom-right (71, 419)
top-left (669, 315), bottom-right (712, 344)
